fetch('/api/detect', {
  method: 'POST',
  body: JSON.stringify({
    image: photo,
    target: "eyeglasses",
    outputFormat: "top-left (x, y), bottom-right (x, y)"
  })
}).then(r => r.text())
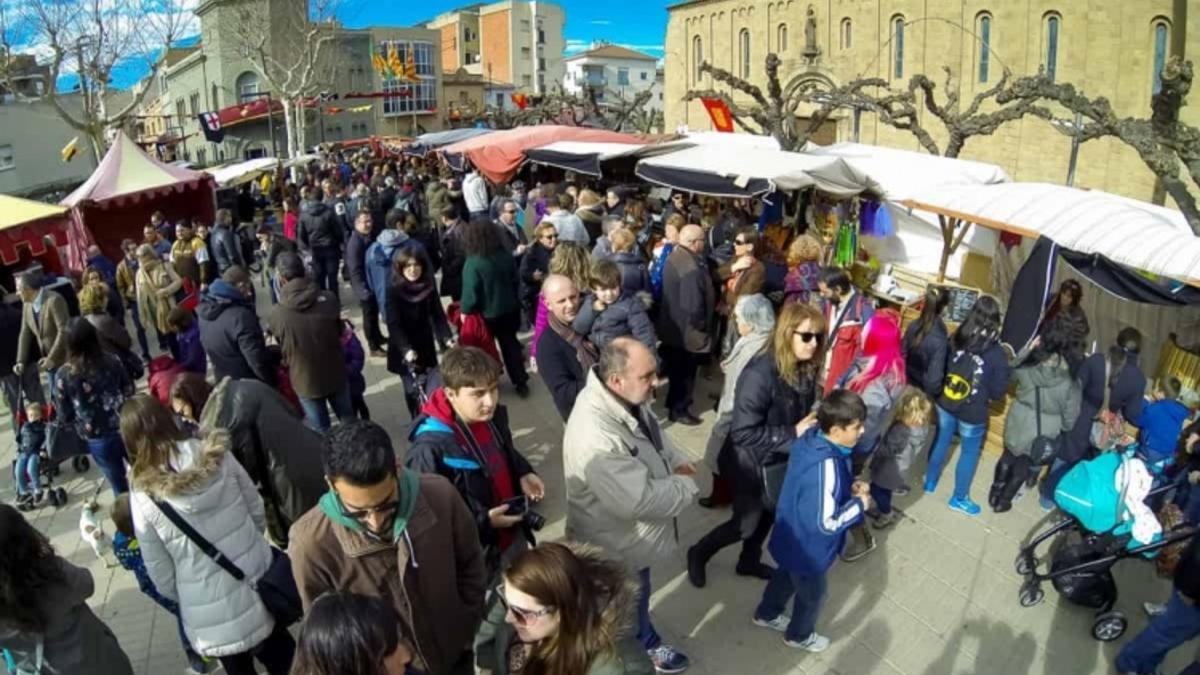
top-left (495, 586), bottom-right (554, 625)
top-left (734, 239), bottom-right (748, 245)
top-left (793, 331), bottom-right (822, 344)
top-left (541, 233), bottom-right (557, 240)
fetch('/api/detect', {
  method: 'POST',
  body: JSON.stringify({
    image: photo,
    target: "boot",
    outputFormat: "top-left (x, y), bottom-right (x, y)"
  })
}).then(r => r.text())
top-left (840, 525), bottom-right (876, 562)
top-left (989, 454), bottom-right (1013, 511)
top-left (686, 544), bottom-right (708, 588)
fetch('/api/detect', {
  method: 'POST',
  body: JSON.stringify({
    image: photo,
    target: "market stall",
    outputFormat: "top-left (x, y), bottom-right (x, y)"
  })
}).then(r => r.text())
top-left (0, 195), bottom-right (71, 288)
top-left (405, 128), bottom-right (495, 157)
top-left (524, 140), bottom-right (693, 178)
top-left (206, 157), bottom-right (280, 188)
top-left (438, 125), bottom-right (645, 184)
top-left (61, 131), bottom-right (215, 270)
top-left (634, 145), bottom-right (881, 198)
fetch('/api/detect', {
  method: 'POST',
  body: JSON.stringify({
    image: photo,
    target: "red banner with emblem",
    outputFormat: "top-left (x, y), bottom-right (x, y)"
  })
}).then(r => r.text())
top-left (700, 97), bottom-right (735, 133)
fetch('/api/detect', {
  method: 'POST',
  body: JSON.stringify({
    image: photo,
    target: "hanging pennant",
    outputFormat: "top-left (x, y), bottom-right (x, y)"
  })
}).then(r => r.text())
top-left (700, 97), bottom-right (734, 133)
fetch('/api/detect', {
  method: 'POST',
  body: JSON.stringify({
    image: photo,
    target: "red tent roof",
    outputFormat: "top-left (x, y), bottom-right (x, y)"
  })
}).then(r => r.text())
top-left (439, 125), bottom-right (644, 184)
top-left (61, 131), bottom-right (211, 207)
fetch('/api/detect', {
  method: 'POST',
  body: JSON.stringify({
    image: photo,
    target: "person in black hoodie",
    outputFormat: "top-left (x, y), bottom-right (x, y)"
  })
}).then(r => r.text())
top-left (297, 185), bottom-right (345, 299)
top-left (385, 249), bottom-right (452, 417)
top-left (405, 346), bottom-right (543, 578)
top-left (209, 208), bottom-right (246, 277)
top-left (196, 267), bottom-right (277, 386)
top-left (439, 206), bottom-right (467, 301)
top-left (902, 286), bottom-right (950, 399)
top-left (923, 295), bottom-right (1012, 517)
top-left (344, 212), bottom-right (385, 356)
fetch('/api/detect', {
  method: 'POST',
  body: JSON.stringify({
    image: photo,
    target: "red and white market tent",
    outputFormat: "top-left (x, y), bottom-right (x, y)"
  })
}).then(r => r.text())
top-left (61, 131), bottom-right (215, 271)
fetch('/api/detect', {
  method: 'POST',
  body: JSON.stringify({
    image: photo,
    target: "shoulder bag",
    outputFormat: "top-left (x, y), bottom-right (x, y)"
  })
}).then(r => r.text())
top-left (154, 499), bottom-right (302, 626)
top-left (1089, 360), bottom-right (1126, 451)
top-left (1027, 386), bottom-right (1058, 467)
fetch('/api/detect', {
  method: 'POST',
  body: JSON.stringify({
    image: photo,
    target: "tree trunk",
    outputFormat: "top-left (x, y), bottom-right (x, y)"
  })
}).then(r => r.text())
top-left (1162, 176), bottom-right (1200, 236)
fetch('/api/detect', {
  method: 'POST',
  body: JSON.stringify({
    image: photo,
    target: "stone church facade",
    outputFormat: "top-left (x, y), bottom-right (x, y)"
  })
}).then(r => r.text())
top-left (663, 0), bottom-right (1198, 204)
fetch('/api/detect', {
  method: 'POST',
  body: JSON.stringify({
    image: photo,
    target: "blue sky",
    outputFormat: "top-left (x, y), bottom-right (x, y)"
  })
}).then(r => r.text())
top-left (88, 0), bottom-right (669, 90)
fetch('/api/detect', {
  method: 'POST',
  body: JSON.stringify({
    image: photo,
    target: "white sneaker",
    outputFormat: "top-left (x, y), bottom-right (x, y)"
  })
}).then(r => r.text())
top-left (1144, 602), bottom-right (1167, 617)
top-left (752, 614), bottom-right (790, 632)
top-left (784, 632), bottom-right (830, 653)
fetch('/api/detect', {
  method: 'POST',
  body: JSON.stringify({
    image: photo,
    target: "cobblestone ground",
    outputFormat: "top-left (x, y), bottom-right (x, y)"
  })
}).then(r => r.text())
top-left (2, 281), bottom-right (1190, 675)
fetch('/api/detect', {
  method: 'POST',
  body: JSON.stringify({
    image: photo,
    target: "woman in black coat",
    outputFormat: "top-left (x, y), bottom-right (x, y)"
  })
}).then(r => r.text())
top-left (386, 248), bottom-right (452, 416)
top-left (519, 222), bottom-right (557, 319)
top-left (902, 285), bottom-right (949, 399)
top-left (686, 302), bottom-right (823, 588)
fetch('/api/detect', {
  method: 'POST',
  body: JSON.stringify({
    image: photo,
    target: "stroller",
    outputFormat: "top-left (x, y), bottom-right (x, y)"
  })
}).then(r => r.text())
top-left (1014, 447), bottom-right (1198, 642)
top-left (10, 388), bottom-right (90, 508)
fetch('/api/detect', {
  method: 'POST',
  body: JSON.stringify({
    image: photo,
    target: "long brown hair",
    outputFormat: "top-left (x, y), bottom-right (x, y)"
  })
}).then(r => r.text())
top-left (120, 394), bottom-right (188, 475)
top-left (504, 542), bottom-right (636, 675)
top-left (772, 302), bottom-right (826, 386)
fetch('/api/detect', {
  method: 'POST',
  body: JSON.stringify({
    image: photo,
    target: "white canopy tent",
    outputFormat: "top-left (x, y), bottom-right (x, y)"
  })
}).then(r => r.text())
top-left (634, 145), bottom-right (882, 199)
top-left (901, 182), bottom-right (1200, 284)
top-left (206, 157), bottom-right (279, 187)
top-left (807, 142), bottom-right (1012, 200)
top-left (682, 130), bottom-right (780, 151)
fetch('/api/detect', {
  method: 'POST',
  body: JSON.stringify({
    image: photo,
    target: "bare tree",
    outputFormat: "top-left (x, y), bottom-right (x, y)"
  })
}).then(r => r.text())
top-left (1000, 56), bottom-right (1200, 233)
top-left (229, 0), bottom-right (342, 158)
top-left (0, 0), bottom-right (192, 160)
top-left (480, 85), bottom-right (658, 133)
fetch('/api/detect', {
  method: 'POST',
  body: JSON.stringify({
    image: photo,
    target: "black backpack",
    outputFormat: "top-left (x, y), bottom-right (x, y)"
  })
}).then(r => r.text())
top-left (940, 349), bottom-right (985, 414)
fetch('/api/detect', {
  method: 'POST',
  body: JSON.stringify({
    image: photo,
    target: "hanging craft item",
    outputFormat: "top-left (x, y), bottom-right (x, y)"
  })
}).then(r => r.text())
top-left (834, 217), bottom-right (857, 267)
top-left (858, 200), bottom-right (895, 238)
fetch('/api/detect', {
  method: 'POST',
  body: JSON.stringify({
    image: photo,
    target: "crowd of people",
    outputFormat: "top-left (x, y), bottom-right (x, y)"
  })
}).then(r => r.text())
top-left (1, 148), bottom-right (1199, 675)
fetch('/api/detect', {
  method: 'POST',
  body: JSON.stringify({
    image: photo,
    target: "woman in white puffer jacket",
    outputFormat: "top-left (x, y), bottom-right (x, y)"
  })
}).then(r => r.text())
top-left (120, 394), bottom-right (295, 675)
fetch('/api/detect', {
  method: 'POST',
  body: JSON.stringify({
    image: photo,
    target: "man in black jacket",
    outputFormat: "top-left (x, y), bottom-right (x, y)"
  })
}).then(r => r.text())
top-left (256, 225), bottom-right (297, 304)
top-left (405, 346), bottom-right (544, 577)
top-left (196, 266), bottom-right (277, 385)
top-left (345, 212), bottom-right (385, 356)
top-left (210, 208), bottom-right (246, 277)
top-left (297, 185), bottom-right (345, 299)
top-left (535, 275), bottom-right (589, 420)
top-left (657, 224), bottom-right (715, 426)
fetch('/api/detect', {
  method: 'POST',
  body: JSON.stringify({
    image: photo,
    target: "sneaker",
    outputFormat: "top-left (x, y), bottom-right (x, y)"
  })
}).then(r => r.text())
top-left (647, 645), bottom-right (690, 673)
top-left (871, 510), bottom-right (899, 530)
top-left (752, 614), bottom-right (790, 633)
top-left (924, 479), bottom-right (938, 493)
top-left (840, 528), bottom-right (876, 562)
top-left (894, 485), bottom-right (911, 497)
top-left (514, 383), bottom-right (531, 398)
top-left (948, 496), bottom-right (982, 516)
top-left (33, 490), bottom-right (44, 505)
top-left (1039, 498), bottom-right (1056, 513)
top-left (784, 632), bottom-right (831, 653)
top-left (186, 655), bottom-right (216, 674)
top-left (1143, 602), bottom-right (1168, 617)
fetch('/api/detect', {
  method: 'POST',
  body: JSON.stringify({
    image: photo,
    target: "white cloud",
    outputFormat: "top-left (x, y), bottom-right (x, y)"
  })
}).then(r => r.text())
top-left (589, 20), bottom-right (611, 25)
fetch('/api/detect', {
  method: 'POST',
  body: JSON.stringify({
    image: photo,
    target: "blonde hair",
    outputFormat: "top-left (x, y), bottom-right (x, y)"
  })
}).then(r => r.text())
top-left (771, 302), bottom-right (826, 386)
top-left (549, 243), bottom-right (591, 292)
top-left (894, 388), bottom-right (935, 428)
top-left (609, 228), bottom-right (635, 253)
top-left (577, 189), bottom-right (602, 208)
top-left (78, 282), bottom-right (108, 315)
top-left (787, 234), bottom-right (823, 266)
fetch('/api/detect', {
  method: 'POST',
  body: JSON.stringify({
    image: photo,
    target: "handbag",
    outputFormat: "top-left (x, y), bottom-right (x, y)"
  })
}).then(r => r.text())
top-left (1028, 386), bottom-right (1058, 467)
top-left (760, 451), bottom-right (789, 512)
top-left (1089, 360), bottom-right (1126, 450)
top-left (117, 348), bottom-right (145, 380)
top-left (154, 499), bottom-right (303, 627)
top-left (45, 421), bottom-right (88, 463)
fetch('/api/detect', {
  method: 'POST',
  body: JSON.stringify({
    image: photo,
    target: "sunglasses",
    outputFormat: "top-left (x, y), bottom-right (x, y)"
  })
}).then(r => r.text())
top-left (504, 210), bottom-right (518, 214)
top-left (495, 586), bottom-right (554, 625)
top-left (541, 233), bottom-right (557, 240)
top-left (793, 331), bottom-right (822, 344)
top-left (334, 484), bottom-right (401, 522)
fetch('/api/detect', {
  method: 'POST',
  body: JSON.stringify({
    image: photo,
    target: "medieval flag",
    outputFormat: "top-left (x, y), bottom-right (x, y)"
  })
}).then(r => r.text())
top-left (198, 112), bottom-right (225, 143)
top-left (404, 49), bottom-right (419, 82)
top-left (700, 97), bottom-right (735, 133)
top-left (60, 136), bottom-right (79, 162)
top-left (511, 93), bottom-right (529, 110)
top-left (388, 45), bottom-right (404, 80)
top-left (369, 41), bottom-right (387, 75)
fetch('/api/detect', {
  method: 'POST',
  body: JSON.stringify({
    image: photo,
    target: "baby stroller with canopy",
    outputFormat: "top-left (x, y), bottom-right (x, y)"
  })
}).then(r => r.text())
top-left (10, 388), bottom-right (90, 508)
top-left (1014, 447), bottom-right (1198, 641)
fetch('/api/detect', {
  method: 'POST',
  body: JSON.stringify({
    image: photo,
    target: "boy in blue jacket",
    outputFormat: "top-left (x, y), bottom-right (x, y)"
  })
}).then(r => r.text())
top-left (1136, 376), bottom-right (1191, 471)
top-left (753, 389), bottom-right (871, 653)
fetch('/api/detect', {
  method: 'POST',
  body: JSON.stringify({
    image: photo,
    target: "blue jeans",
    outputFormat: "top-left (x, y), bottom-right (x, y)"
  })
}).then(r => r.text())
top-left (87, 433), bottom-right (129, 496)
top-left (298, 384), bottom-right (354, 431)
top-left (1116, 590), bottom-right (1200, 674)
top-left (636, 567), bottom-right (661, 651)
top-left (754, 568), bottom-right (828, 642)
top-left (1040, 457), bottom-right (1071, 510)
top-left (310, 248), bottom-right (341, 300)
top-left (924, 406), bottom-right (987, 501)
top-left (14, 452), bottom-right (40, 496)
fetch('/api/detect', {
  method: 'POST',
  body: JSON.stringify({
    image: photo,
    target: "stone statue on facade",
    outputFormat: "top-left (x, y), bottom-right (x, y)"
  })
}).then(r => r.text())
top-left (803, 5), bottom-right (821, 64)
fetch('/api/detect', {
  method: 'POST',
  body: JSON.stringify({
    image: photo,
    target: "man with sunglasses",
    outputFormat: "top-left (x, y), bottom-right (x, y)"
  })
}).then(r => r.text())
top-left (657, 224), bottom-right (715, 426)
top-left (406, 346), bottom-right (544, 577)
top-left (289, 420), bottom-right (487, 675)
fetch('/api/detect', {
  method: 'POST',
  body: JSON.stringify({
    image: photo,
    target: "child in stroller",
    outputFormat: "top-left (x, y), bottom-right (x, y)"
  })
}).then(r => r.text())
top-left (1015, 446), bottom-right (1198, 642)
top-left (11, 395), bottom-right (88, 510)
top-left (14, 401), bottom-right (47, 510)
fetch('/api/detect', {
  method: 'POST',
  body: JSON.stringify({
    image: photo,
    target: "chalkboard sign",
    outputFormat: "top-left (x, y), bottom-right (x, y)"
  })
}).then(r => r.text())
top-left (931, 283), bottom-right (981, 324)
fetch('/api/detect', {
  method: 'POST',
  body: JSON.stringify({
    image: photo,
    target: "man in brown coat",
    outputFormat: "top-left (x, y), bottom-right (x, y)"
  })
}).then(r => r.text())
top-left (289, 420), bottom-right (487, 675)
top-left (267, 251), bottom-right (351, 431)
top-left (656, 224), bottom-right (715, 426)
top-left (14, 270), bottom-right (70, 403)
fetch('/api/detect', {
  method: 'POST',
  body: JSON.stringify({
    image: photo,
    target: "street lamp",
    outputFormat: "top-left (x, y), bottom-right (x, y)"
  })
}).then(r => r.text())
top-left (240, 90), bottom-right (279, 158)
top-left (1050, 111), bottom-right (1084, 187)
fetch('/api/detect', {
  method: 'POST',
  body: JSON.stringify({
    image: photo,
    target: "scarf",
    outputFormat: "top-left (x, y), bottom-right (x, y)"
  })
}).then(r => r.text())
top-left (548, 312), bottom-right (598, 371)
top-left (319, 468), bottom-right (420, 544)
top-left (395, 276), bottom-right (435, 304)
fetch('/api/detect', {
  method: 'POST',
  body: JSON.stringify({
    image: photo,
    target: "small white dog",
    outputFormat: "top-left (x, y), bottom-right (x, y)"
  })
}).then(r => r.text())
top-left (79, 500), bottom-right (114, 565)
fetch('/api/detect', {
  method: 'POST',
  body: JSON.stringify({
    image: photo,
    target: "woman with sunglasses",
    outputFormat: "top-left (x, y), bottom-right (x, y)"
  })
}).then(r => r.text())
top-left (687, 302), bottom-right (824, 588)
top-left (715, 226), bottom-right (766, 357)
top-left (475, 542), bottom-right (653, 675)
top-left (119, 393), bottom-right (296, 675)
top-left (520, 223), bottom-right (558, 335)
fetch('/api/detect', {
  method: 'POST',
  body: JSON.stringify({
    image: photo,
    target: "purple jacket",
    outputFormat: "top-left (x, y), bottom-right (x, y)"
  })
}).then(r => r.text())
top-left (177, 324), bottom-right (207, 374)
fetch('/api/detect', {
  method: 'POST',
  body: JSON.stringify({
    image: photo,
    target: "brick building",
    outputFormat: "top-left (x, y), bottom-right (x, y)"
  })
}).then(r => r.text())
top-left (663, 1), bottom-right (1199, 204)
top-left (425, 1), bottom-right (565, 95)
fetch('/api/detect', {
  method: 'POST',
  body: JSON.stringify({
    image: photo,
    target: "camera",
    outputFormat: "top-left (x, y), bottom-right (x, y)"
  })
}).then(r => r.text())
top-left (522, 510), bottom-right (546, 532)
top-left (501, 496), bottom-right (545, 531)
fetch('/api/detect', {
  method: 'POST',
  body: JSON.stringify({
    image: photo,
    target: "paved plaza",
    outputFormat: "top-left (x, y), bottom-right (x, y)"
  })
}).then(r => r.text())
top-left (3, 293), bottom-right (1193, 675)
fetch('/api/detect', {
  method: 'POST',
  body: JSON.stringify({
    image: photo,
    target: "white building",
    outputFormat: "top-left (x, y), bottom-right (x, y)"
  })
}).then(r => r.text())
top-left (563, 44), bottom-right (659, 104)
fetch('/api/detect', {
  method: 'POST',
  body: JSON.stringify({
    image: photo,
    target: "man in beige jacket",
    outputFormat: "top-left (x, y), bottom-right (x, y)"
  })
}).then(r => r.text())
top-left (562, 337), bottom-right (698, 673)
top-left (14, 270), bottom-right (69, 402)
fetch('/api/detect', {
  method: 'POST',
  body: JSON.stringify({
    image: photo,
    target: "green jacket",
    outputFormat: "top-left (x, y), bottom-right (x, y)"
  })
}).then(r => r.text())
top-left (461, 252), bottom-right (518, 319)
top-left (474, 597), bottom-right (654, 675)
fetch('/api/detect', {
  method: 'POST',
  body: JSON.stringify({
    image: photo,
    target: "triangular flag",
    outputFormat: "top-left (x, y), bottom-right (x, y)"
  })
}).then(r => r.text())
top-left (61, 136), bottom-right (79, 162)
top-left (405, 49), bottom-right (419, 82)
